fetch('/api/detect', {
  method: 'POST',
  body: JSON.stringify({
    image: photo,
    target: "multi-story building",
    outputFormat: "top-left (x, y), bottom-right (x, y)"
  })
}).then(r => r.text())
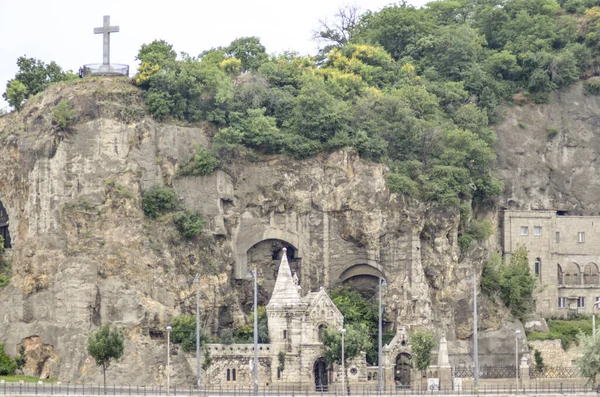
top-left (503, 210), bottom-right (600, 317)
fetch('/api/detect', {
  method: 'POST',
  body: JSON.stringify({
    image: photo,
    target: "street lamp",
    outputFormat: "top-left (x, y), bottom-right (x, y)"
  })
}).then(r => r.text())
top-left (341, 328), bottom-right (346, 395)
top-left (378, 277), bottom-right (387, 393)
top-left (467, 272), bottom-right (479, 388)
top-left (515, 330), bottom-right (521, 394)
top-left (593, 299), bottom-right (600, 339)
top-left (194, 274), bottom-right (201, 389)
top-left (166, 325), bottom-right (172, 396)
top-left (246, 268), bottom-right (259, 395)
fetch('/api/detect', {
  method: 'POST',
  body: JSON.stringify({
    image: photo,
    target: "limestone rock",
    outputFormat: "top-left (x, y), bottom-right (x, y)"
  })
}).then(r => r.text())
top-left (523, 314), bottom-right (549, 334)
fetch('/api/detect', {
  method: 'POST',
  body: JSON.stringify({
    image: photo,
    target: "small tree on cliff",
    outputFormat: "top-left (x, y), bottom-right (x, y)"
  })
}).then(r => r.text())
top-left (87, 325), bottom-right (124, 389)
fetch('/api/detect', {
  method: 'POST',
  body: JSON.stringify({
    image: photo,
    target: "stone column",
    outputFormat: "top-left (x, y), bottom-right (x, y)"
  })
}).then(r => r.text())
top-left (437, 334), bottom-right (452, 390)
top-left (519, 356), bottom-right (530, 381)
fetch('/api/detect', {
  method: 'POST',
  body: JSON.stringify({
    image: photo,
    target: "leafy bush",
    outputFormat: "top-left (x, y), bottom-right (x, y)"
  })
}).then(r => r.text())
top-left (584, 78), bottom-right (600, 95)
top-left (0, 345), bottom-right (16, 376)
top-left (459, 219), bottom-right (492, 254)
top-left (534, 350), bottom-right (544, 371)
top-left (142, 185), bottom-right (178, 218)
top-left (529, 317), bottom-right (592, 350)
top-left (52, 99), bottom-right (77, 130)
top-left (170, 315), bottom-right (208, 352)
top-left (178, 147), bottom-right (219, 176)
top-left (482, 245), bottom-right (535, 320)
top-left (229, 306), bottom-right (269, 343)
top-left (547, 127), bottom-right (559, 139)
top-left (0, 236), bottom-right (9, 289)
top-left (173, 209), bottom-right (205, 240)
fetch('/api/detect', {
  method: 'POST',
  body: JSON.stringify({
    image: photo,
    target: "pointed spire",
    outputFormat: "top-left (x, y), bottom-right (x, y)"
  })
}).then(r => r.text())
top-left (267, 248), bottom-right (302, 308)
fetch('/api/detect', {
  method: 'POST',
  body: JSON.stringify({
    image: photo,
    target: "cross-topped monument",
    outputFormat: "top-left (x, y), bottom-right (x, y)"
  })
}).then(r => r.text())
top-left (94, 15), bottom-right (119, 67)
top-left (83, 15), bottom-right (128, 77)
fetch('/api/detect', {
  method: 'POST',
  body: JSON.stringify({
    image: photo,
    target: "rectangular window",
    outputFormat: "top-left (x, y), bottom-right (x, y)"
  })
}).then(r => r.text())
top-left (578, 232), bottom-right (585, 243)
top-left (520, 226), bottom-right (529, 236)
top-left (534, 226), bottom-right (542, 236)
top-left (558, 297), bottom-right (567, 308)
top-left (556, 232), bottom-right (560, 243)
top-left (277, 368), bottom-right (281, 380)
top-left (283, 330), bottom-right (287, 339)
top-left (578, 297), bottom-right (586, 308)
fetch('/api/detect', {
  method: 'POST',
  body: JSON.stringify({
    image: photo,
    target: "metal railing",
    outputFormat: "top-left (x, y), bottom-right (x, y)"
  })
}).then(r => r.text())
top-left (82, 64), bottom-right (129, 77)
top-left (0, 382), bottom-right (596, 396)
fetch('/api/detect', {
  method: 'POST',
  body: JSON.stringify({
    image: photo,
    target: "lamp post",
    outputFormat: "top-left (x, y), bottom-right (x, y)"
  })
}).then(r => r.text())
top-left (194, 274), bottom-right (201, 389)
top-left (378, 277), bottom-right (387, 393)
top-left (593, 300), bottom-right (600, 339)
top-left (515, 330), bottom-right (521, 394)
top-left (473, 272), bottom-right (479, 388)
top-left (166, 325), bottom-right (172, 396)
top-left (247, 268), bottom-right (259, 395)
top-left (341, 328), bottom-right (346, 395)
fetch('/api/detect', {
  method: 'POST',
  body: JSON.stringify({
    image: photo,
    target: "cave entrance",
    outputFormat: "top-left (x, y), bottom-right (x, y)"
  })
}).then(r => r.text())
top-left (339, 264), bottom-right (385, 299)
top-left (245, 239), bottom-right (300, 306)
top-left (0, 201), bottom-right (11, 249)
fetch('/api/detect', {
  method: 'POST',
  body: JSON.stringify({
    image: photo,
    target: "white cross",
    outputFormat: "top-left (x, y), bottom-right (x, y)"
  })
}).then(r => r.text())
top-left (94, 15), bottom-right (119, 66)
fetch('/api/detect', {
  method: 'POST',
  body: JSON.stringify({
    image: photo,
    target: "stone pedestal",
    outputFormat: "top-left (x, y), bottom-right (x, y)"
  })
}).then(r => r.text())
top-left (519, 356), bottom-right (530, 381)
top-left (438, 366), bottom-right (452, 390)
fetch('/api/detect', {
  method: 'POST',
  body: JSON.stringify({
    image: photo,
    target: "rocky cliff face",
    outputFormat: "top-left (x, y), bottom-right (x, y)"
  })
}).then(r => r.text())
top-left (0, 77), bottom-right (516, 384)
top-left (495, 82), bottom-right (600, 214)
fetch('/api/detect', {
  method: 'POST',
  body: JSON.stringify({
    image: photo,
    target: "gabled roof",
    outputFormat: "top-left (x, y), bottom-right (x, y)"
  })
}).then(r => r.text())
top-left (266, 248), bottom-right (302, 309)
top-left (305, 287), bottom-right (344, 322)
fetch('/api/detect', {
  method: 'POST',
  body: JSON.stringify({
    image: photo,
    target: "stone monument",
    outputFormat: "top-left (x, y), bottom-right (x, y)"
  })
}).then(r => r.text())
top-left (83, 15), bottom-right (129, 77)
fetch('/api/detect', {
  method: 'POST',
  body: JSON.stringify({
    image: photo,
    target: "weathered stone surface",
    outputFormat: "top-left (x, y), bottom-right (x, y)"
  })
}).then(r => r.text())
top-left (495, 82), bottom-right (600, 214)
top-left (0, 78), bottom-right (507, 384)
top-left (523, 314), bottom-right (549, 334)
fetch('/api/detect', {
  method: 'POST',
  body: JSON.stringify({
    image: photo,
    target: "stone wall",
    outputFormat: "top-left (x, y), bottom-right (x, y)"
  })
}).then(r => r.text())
top-left (528, 339), bottom-right (582, 367)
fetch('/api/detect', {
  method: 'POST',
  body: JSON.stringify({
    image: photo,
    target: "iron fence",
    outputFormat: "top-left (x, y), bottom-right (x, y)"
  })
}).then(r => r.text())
top-left (453, 366), bottom-right (519, 379)
top-left (530, 366), bottom-right (581, 379)
top-left (0, 382), bottom-right (596, 396)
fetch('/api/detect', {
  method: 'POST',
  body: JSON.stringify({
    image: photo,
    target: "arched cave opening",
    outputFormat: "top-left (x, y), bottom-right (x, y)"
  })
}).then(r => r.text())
top-left (238, 239), bottom-right (301, 313)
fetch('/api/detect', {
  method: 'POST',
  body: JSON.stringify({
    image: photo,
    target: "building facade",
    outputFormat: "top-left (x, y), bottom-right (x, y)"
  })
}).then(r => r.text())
top-left (202, 248), bottom-right (419, 391)
top-left (503, 210), bottom-right (600, 317)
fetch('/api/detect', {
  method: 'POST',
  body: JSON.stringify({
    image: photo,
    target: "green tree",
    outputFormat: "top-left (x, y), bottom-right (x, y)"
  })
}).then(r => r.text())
top-left (136, 40), bottom-right (177, 69)
top-left (577, 332), bottom-right (600, 384)
top-left (408, 329), bottom-right (437, 371)
top-left (87, 325), bottom-right (125, 388)
top-left (170, 315), bottom-right (208, 352)
top-left (0, 345), bottom-right (16, 376)
top-left (225, 37), bottom-right (269, 72)
top-left (4, 80), bottom-right (27, 110)
top-left (481, 245), bottom-right (535, 320)
top-left (322, 323), bottom-right (374, 364)
top-left (500, 244), bottom-right (535, 319)
top-left (231, 306), bottom-right (269, 343)
top-left (2, 56), bottom-right (76, 106)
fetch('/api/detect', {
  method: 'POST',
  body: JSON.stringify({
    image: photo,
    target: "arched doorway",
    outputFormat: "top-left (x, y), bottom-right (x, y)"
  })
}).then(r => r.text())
top-left (314, 358), bottom-right (328, 391)
top-left (395, 353), bottom-right (412, 388)
top-left (0, 201), bottom-right (10, 249)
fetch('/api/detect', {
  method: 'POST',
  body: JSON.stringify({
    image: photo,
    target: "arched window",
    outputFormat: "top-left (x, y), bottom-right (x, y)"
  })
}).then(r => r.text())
top-left (584, 263), bottom-right (599, 285)
top-left (558, 264), bottom-right (564, 285)
top-left (564, 262), bottom-right (581, 285)
top-left (227, 369), bottom-right (231, 381)
top-left (318, 324), bottom-right (326, 342)
top-left (535, 258), bottom-right (541, 277)
top-left (232, 368), bottom-right (236, 381)
top-left (283, 330), bottom-right (287, 339)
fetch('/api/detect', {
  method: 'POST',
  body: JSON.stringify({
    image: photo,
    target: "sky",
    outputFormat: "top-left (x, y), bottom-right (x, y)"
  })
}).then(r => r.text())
top-left (0, 0), bottom-right (429, 109)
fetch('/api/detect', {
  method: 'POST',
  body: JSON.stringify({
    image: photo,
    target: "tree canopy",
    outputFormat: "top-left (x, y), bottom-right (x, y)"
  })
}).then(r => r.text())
top-left (87, 325), bottom-right (125, 388)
